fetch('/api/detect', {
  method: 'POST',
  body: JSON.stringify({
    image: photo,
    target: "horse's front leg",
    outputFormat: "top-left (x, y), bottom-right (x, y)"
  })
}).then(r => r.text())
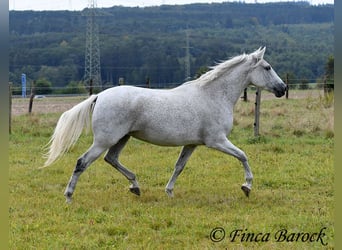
top-left (240, 161), bottom-right (253, 197)
top-left (207, 137), bottom-right (253, 197)
top-left (165, 145), bottom-right (196, 197)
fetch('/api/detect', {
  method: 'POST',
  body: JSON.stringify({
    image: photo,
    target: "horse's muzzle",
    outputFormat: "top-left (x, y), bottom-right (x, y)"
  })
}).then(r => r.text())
top-left (274, 82), bottom-right (287, 98)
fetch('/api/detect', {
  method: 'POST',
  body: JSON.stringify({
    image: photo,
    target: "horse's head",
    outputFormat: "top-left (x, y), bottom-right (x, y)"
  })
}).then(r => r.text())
top-left (248, 47), bottom-right (286, 98)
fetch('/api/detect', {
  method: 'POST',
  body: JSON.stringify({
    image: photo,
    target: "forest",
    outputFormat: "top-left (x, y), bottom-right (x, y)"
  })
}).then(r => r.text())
top-left (9, 2), bottom-right (334, 93)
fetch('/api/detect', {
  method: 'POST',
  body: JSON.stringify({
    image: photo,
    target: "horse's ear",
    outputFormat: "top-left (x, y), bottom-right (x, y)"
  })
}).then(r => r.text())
top-left (251, 47), bottom-right (266, 64)
top-left (259, 46), bottom-right (266, 57)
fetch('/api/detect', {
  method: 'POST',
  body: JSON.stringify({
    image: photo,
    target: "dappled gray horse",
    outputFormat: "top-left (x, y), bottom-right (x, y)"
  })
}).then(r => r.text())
top-left (44, 47), bottom-right (286, 203)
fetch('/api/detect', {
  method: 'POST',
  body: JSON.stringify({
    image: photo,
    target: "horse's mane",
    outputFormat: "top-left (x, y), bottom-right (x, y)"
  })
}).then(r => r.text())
top-left (187, 53), bottom-right (250, 86)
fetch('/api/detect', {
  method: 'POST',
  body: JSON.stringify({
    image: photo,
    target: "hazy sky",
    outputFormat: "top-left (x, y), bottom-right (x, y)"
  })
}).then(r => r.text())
top-left (9, 0), bottom-right (334, 11)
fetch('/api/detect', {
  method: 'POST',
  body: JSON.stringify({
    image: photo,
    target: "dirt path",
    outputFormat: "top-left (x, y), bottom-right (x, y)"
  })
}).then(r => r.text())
top-left (11, 96), bottom-right (87, 116)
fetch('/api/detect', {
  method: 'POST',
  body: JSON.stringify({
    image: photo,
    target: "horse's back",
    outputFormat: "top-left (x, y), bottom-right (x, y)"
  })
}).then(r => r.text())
top-left (92, 85), bottom-right (207, 146)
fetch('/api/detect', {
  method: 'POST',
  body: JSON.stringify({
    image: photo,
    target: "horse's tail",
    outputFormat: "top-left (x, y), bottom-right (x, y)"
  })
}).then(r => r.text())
top-left (43, 94), bottom-right (98, 167)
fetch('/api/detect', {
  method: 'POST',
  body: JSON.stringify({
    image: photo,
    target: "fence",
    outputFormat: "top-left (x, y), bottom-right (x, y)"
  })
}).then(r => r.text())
top-left (9, 80), bottom-right (333, 136)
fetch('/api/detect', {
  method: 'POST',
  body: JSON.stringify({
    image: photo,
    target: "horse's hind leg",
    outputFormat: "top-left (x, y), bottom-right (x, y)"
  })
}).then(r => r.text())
top-left (104, 135), bottom-right (140, 196)
top-left (64, 143), bottom-right (107, 203)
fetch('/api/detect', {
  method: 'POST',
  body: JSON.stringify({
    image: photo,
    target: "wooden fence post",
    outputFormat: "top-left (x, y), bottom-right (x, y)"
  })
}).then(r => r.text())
top-left (28, 80), bottom-right (35, 113)
top-left (285, 73), bottom-right (289, 99)
top-left (9, 83), bottom-right (12, 134)
top-left (254, 87), bottom-right (261, 137)
top-left (323, 76), bottom-right (333, 96)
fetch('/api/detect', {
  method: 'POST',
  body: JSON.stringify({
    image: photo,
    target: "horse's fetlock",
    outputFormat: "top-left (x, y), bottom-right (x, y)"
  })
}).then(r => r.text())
top-left (64, 191), bottom-right (72, 198)
top-left (128, 174), bottom-right (137, 182)
top-left (165, 188), bottom-right (174, 198)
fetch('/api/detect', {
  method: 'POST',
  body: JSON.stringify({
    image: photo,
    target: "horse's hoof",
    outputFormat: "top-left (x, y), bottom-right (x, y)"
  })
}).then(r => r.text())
top-left (64, 192), bottom-right (73, 203)
top-left (65, 195), bottom-right (72, 204)
top-left (165, 189), bottom-right (174, 198)
top-left (241, 185), bottom-right (251, 197)
top-left (129, 187), bottom-right (141, 196)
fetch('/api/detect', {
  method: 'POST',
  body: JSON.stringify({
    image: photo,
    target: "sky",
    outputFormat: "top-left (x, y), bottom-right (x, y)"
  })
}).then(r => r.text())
top-left (9, 0), bottom-right (334, 11)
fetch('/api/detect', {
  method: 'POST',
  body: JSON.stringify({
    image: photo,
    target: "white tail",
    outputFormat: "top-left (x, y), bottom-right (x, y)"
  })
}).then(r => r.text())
top-left (43, 95), bottom-right (98, 167)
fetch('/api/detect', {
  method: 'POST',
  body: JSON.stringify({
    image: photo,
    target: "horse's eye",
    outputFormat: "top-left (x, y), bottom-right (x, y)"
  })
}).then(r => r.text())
top-left (264, 65), bottom-right (271, 71)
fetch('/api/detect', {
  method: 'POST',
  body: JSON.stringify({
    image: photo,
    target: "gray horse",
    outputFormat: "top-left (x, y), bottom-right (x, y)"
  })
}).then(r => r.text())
top-left (44, 47), bottom-right (286, 203)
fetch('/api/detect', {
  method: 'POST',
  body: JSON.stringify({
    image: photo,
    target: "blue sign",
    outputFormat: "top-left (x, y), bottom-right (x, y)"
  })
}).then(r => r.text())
top-left (21, 73), bottom-right (26, 98)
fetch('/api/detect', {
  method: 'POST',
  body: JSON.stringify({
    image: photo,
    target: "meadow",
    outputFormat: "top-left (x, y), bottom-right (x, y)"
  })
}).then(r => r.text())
top-left (9, 90), bottom-right (334, 249)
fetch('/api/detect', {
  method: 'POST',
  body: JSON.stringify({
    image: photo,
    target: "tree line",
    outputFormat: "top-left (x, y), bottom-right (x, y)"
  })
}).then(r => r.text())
top-left (9, 2), bottom-right (334, 94)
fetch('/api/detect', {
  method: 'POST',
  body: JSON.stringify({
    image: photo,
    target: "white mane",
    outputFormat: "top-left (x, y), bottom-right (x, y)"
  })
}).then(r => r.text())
top-left (189, 53), bottom-right (250, 85)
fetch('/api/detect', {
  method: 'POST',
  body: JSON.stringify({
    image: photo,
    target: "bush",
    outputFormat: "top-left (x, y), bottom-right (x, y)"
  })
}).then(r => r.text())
top-left (59, 81), bottom-right (87, 94)
top-left (35, 78), bottom-right (53, 95)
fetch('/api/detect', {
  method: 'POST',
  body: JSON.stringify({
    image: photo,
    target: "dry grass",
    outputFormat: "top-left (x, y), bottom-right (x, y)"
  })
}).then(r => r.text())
top-left (234, 89), bottom-right (334, 139)
top-left (11, 96), bottom-right (87, 116)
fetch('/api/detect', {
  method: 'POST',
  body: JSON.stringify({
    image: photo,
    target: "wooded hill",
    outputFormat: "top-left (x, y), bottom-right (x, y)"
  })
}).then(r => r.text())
top-left (9, 2), bottom-right (334, 92)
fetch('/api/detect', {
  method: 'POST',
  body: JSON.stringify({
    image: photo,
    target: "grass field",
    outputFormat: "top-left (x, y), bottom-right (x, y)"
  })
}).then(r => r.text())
top-left (9, 90), bottom-right (334, 249)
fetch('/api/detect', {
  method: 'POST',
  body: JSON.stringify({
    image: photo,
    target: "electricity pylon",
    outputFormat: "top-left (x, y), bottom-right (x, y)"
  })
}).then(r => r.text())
top-left (84, 0), bottom-right (101, 92)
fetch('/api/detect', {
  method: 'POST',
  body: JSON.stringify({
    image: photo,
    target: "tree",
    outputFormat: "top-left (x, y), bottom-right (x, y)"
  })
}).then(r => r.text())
top-left (60, 81), bottom-right (87, 94)
top-left (194, 66), bottom-right (209, 79)
top-left (9, 4), bottom-right (334, 89)
top-left (35, 78), bottom-right (52, 95)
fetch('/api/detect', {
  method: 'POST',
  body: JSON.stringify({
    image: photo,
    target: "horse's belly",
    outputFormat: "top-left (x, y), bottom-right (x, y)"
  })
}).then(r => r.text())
top-left (129, 128), bottom-right (203, 146)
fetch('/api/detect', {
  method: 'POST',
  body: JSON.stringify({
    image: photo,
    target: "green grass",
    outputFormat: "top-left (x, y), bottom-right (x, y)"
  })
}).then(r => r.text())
top-left (9, 94), bottom-right (334, 249)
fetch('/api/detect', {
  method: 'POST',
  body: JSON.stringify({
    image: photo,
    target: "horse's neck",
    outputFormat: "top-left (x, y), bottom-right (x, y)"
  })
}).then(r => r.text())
top-left (204, 68), bottom-right (250, 107)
